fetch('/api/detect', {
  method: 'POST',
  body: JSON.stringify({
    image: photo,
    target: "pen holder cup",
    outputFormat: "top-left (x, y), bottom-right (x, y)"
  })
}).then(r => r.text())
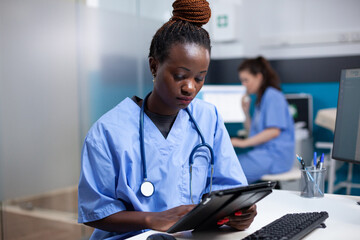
top-left (300, 167), bottom-right (326, 198)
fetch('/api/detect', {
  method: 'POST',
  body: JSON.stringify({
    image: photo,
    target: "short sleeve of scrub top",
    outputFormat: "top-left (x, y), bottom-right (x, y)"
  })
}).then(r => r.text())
top-left (262, 88), bottom-right (288, 130)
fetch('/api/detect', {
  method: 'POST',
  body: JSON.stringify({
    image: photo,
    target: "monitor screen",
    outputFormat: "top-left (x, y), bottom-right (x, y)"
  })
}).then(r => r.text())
top-left (285, 93), bottom-right (313, 135)
top-left (198, 85), bottom-right (246, 123)
top-left (332, 68), bottom-right (360, 163)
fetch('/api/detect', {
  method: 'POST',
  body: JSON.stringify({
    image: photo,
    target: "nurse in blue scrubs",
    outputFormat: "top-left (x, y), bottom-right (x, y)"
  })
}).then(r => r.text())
top-left (78, 1), bottom-right (256, 239)
top-left (231, 56), bottom-right (295, 184)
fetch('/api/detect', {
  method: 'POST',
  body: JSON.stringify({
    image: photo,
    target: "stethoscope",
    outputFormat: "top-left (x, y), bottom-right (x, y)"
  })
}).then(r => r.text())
top-left (139, 92), bottom-right (214, 203)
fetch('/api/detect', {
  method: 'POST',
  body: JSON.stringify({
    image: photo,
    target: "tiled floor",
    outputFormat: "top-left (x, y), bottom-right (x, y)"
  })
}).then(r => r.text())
top-left (1, 186), bottom-right (93, 240)
top-left (1, 203), bottom-right (3, 240)
top-left (2, 211), bottom-right (92, 240)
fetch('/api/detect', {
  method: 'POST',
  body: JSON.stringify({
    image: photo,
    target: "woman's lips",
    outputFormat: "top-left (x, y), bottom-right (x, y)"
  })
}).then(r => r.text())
top-left (177, 97), bottom-right (193, 105)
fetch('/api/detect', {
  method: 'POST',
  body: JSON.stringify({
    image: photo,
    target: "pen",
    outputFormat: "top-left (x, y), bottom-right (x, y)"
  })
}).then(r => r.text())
top-left (296, 154), bottom-right (305, 169)
top-left (319, 153), bottom-right (324, 169)
top-left (316, 155), bottom-right (321, 169)
top-left (313, 152), bottom-right (317, 170)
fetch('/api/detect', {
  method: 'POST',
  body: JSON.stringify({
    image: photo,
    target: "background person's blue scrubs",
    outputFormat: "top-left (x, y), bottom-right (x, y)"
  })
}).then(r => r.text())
top-left (237, 87), bottom-right (295, 183)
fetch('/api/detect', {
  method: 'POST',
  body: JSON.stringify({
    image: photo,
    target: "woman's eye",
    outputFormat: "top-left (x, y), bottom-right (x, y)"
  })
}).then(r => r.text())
top-left (174, 75), bottom-right (185, 80)
top-left (195, 77), bottom-right (204, 82)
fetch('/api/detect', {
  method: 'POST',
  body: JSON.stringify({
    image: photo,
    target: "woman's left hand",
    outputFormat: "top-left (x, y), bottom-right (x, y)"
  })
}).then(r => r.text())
top-left (217, 204), bottom-right (257, 231)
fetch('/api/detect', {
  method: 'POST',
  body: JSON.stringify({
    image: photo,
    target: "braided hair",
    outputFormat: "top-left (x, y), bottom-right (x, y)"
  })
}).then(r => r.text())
top-left (149, 0), bottom-right (211, 63)
top-left (238, 56), bottom-right (281, 105)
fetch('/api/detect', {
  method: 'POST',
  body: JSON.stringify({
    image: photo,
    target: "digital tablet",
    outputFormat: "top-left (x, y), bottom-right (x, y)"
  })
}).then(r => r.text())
top-left (167, 181), bottom-right (276, 233)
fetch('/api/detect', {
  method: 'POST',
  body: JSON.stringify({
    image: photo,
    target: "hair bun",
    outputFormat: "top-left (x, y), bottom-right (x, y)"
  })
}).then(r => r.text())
top-left (171, 0), bottom-right (211, 27)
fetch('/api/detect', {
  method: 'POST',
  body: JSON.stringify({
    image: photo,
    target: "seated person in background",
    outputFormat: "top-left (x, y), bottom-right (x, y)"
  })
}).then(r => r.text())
top-left (231, 56), bottom-right (295, 184)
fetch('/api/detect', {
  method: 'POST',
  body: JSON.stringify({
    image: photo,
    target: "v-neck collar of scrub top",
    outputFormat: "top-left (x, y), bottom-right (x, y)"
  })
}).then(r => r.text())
top-left (126, 97), bottom-right (191, 155)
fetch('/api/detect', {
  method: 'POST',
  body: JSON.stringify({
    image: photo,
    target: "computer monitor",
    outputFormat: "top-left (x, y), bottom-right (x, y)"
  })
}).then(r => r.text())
top-left (198, 85), bottom-right (246, 123)
top-left (332, 68), bottom-right (360, 164)
top-left (285, 93), bottom-right (313, 135)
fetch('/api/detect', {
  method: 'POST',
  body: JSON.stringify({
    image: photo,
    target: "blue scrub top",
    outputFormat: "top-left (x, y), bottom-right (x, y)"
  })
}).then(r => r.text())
top-left (238, 87), bottom-right (295, 183)
top-left (78, 97), bottom-right (248, 240)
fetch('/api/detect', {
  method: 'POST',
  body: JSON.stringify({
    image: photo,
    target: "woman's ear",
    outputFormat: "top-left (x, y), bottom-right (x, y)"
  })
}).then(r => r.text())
top-left (149, 57), bottom-right (158, 77)
top-left (255, 72), bottom-right (263, 81)
top-left (255, 73), bottom-right (264, 85)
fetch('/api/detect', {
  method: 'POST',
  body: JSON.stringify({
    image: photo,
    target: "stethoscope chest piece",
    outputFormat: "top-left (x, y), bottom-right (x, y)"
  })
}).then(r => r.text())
top-left (140, 180), bottom-right (155, 197)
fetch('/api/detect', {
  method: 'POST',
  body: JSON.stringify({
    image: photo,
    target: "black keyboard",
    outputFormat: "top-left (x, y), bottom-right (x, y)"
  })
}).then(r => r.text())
top-left (243, 211), bottom-right (329, 240)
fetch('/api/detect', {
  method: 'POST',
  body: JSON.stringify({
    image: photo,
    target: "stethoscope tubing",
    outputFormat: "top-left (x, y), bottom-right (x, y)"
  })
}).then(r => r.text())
top-left (140, 95), bottom-right (147, 180)
top-left (139, 92), bottom-right (214, 201)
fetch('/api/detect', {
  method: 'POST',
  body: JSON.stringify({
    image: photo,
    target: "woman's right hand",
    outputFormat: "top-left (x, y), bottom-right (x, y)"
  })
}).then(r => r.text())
top-left (241, 95), bottom-right (251, 115)
top-left (147, 205), bottom-right (196, 232)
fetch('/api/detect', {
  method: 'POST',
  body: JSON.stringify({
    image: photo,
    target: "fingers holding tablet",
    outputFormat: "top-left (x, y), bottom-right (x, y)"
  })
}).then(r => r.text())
top-left (224, 204), bottom-right (258, 231)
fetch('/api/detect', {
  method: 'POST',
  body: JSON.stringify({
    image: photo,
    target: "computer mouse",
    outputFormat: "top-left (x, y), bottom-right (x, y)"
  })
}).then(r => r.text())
top-left (146, 233), bottom-right (176, 240)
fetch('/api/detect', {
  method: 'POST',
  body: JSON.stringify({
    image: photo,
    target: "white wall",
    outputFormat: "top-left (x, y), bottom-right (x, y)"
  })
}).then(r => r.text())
top-left (81, 0), bottom-right (360, 60)
top-left (208, 0), bottom-right (360, 59)
top-left (0, 0), bottom-right (164, 201)
top-left (0, 0), bottom-right (80, 200)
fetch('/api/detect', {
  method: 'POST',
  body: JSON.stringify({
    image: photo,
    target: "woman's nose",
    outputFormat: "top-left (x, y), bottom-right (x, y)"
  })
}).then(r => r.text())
top-left (181, 79), bottom-right (196, 95)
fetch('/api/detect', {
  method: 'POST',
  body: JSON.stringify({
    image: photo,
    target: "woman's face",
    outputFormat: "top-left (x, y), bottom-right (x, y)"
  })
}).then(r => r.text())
top-left (239, 70), bottom-right (263, 95)
top-left (149, 43), bottom-right (210, 115)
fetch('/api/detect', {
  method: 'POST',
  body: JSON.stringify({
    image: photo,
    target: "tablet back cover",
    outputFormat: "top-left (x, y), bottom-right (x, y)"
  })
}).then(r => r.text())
top-left (167, 181), bottom-right (275, 233)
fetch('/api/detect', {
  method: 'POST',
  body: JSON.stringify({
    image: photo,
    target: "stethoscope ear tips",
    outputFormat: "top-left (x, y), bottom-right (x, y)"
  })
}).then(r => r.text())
top-left (141, 180), bottom-right (155, 197)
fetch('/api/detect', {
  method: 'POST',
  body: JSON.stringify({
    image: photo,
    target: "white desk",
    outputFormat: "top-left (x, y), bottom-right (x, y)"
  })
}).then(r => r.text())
top-left (128, 190), bottom-right (360, 240)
